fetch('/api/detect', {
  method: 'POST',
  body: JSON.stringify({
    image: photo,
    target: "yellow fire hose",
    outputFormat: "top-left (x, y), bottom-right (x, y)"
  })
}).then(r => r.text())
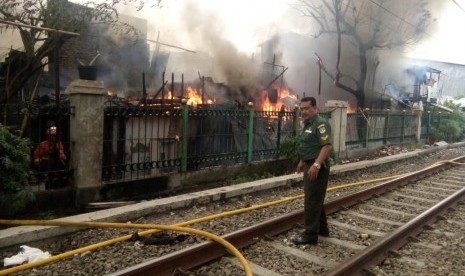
top-left (0, 220), bottom-right (253, 276)
top-left (0, 159), bottom-right (462, 275)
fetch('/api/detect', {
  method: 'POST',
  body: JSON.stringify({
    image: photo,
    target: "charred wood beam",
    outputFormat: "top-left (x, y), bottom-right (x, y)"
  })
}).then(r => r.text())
top-left (263, 67), bottom-right (288, 91)
top-left (142, 72), bottom-right (147, 105)
top-left (197, 72), bottom-right (213, 104)
top-left (153, 81), bottom-right (169, 98)
top-left (146, 38), bottom-right (196, 53)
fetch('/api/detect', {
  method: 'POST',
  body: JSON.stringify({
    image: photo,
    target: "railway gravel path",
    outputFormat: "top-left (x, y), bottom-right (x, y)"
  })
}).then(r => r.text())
top-left (1, 145), bottom-right (465, 275)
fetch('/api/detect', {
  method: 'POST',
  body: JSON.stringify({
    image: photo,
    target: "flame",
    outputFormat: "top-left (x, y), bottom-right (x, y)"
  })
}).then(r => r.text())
top-left (260, 84), bottom-right (298, 112)
top-left (185, 86), bottom-right (214, 106)
top-left (147, 85), bottom-right (214, 106)
top-left (107, 88), bottom-right (115, 96)
top-left (346, 105), bottom-right (357, 114)
top-left (165, 91), bottom-right (174, 100)
top-left (261, 90), bottom-right (274, 112)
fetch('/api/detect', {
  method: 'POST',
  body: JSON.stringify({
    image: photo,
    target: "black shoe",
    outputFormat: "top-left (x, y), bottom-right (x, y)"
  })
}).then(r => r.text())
top-left (319, 231), bottom-right (330, 237)
top-left (291, 236), bottom-right (318, 245)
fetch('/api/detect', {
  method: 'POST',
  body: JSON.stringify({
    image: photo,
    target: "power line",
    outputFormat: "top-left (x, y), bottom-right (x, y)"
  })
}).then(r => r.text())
top-left (451, 0), bottom-right (465, 14)
top-left (365, 0), bottom-right (438, 41)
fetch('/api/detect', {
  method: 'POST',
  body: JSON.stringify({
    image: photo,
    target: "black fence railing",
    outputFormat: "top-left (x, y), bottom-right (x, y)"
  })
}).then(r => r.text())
top-left (346, 111), bottom-right (418, 148)
top-left (420, 112), bottom-right (450, 140)
top-left (102, 103), bottom-right (297, 183)
top-left (1, 101), bottom-right (72, 190)
top-left (3, 100), bottom-right (450, 188)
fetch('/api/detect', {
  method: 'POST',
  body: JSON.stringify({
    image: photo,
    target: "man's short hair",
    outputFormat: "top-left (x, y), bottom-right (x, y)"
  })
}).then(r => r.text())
top-left (301, 97), bottom-right (316, 106)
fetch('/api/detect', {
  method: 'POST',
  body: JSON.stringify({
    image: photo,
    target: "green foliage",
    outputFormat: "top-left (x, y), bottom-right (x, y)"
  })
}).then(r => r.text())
top-left (429, 119), bottom-right (464, 143)
top-left (0, 124), bottom-right (34, 216)
top-left (279, 136), bottom-right (300, 163)
top-left (442, 100), bottom-right (461, 111)
top-left (429, 127), bottom-right (444, 143)
top-left (279, 135), bottom-right (338, 165)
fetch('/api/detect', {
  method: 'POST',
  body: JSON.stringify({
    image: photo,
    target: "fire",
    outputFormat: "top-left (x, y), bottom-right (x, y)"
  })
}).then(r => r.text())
top-left (185, 86), bottom-right (214, 106)
top-left (107, 88), bottom-right (115, 97)
top-left (260, 85), bottom-right (298, 112)
top-left (260, 90), bottom-right (273, 112)
top-left (186, 86), bottom-right (201, 105)
top-left (149, 85), bottom-right (214, 106)
top-left (165, 91), bottom-right (174, 100)
top-left (346, 105), bottom-right (357, 114)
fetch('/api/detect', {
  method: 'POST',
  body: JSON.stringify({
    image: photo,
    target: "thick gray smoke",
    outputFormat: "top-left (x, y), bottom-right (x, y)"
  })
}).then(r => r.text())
top-left (105, 0), bottom-right (453, 105)
top-left (179, 1), bottom-right (261, 103)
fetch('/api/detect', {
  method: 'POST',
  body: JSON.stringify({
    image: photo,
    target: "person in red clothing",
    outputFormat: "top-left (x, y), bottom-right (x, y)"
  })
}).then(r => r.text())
top-left (33, 126), bottom-right (67, 188)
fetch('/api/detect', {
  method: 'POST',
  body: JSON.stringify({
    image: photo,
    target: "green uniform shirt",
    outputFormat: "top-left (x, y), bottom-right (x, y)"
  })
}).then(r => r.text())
top-left (299, 115), bottom-right (332, 161)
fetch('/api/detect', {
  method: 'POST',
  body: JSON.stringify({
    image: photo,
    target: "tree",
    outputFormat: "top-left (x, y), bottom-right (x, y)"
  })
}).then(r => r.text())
top-left (0, 123), bottom-right (33, 216)
top-left (0, 0), bottom-right (161, 112)
top-left (296, 0), bottom-right (432, 108)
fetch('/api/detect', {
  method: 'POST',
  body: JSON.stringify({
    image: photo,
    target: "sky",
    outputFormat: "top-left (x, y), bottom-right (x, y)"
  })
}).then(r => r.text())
top-left (2, 0), bottom-right (465, 65)
top-left (110, 0), bottom-right (465, 64)
top-left (126, 0), bottom-right (306, 54)
top-left (407, 0), bottom-right (465, 64)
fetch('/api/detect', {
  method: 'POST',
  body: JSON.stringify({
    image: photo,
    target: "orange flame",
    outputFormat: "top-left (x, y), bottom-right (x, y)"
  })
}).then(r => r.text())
top-left (260, 90), bottom-right (274, 112)
top-left (150, 86), bottom-right (214, 106)
top-left (260, 84), bottom-right (298, 112)
top-left (107, 88), bottom-right (115, 97)
top-left (165, 91), bottom-right (174, 100)
top-left (346, 104), bottom-right (357, 113)
top-left (185, 86), bottom-right (214, 106)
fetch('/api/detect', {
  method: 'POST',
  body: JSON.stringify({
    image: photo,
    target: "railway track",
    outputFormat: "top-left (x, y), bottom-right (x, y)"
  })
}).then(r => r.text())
top-left (2, 151), bottom-right (465, 276)
top-left (109, 156), bottom-right (465, 276)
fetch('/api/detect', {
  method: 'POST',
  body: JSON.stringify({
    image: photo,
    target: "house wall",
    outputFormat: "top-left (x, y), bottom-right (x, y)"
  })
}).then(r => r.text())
top-left (51, 2), bottom-right (151, 94)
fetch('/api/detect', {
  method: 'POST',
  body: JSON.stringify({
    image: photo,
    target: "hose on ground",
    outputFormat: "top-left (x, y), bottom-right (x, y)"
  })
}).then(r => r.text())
top-left (0, 220), bottom-right (252, 276)
top-left (0, 159), bottom-right (463, 275)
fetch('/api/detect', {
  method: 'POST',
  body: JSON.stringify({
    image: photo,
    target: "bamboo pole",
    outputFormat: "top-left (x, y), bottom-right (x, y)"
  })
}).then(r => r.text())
top-left (0, 19), bottom-right (80, 36)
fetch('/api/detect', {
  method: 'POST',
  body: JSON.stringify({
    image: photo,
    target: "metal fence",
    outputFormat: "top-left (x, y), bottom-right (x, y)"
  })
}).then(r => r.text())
top-left (420, 111), bottom-right (450, 140)
top-left (2, 100), bottom-right (451, 187)
top-left (346, 111), bottom-right (418, 148)
top-left (1, 101), bottom-right (71, 190)
top-left (101, 102), bottom-right (297, 183)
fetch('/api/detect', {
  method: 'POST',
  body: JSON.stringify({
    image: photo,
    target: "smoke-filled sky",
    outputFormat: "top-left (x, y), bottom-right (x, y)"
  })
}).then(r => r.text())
top-left (126, 0), bottom-right (307, 54)
top-left (58, 0), bottom-right (465, 101)
top-left (2, 0), bottom-right (464, 65)
top-left (407, 0), bottom-right (465, 65)
top-left (109, 0), bottom-right (465, 64)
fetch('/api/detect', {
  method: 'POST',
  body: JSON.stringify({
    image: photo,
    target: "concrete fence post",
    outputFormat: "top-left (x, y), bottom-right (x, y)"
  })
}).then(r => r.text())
top-left (325, 100), bottom-right (348, 158)
top-left (66, 79), bottom-right (106, 206)
top-left (412, 104), bottom-right (423, 143)
top-left (247, 102), bottom-right (254, 163)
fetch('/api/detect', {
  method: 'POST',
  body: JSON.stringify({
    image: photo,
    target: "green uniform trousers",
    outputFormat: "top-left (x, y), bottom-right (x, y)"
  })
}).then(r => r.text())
top-left (303, 162), bottom-right (329, 240)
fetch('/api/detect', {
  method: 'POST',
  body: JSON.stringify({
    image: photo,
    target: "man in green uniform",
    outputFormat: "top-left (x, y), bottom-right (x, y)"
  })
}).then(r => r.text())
top-left (292, 97), bottom-right (332, 245)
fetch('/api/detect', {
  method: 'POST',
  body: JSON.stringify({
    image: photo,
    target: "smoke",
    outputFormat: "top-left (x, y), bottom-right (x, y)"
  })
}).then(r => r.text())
top-left (94, 0), bottom-right (310, 102)
top-left (178, 1), bottom-right (261, 103)
top-left (95, 0), bottom-right (455, 106)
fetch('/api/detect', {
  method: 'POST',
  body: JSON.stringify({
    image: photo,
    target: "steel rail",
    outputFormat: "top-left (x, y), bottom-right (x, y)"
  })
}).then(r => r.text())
top-left (325, 156), bottom-right (464, 214)
top-left (325, 186), bottom-right (465, 276)
top-left (110, 156), bottom-right (465, 276)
